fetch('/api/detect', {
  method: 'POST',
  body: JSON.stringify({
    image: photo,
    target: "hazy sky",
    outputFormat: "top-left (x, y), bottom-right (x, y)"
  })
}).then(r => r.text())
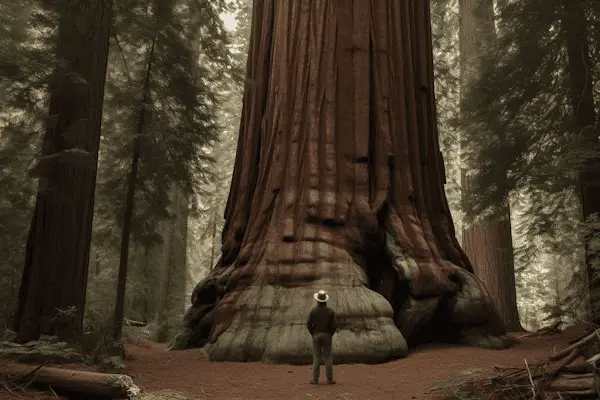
top-left (221, 12), bottom-right (237, 31)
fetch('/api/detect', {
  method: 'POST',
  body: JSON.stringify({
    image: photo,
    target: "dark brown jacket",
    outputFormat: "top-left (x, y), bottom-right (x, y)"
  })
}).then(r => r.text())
top-left (306, 304), bottom-right (338, 336)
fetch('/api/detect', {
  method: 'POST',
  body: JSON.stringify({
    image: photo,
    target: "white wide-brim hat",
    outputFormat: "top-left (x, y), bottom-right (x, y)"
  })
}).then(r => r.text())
top-left (314, 289), bottom-right (329, 302)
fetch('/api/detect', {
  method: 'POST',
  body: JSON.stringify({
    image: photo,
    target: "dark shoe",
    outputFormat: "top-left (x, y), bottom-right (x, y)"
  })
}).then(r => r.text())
top-left (327, 380), bottom-right (336, 384)
top-left (310, 380), bottom-right (318, 384)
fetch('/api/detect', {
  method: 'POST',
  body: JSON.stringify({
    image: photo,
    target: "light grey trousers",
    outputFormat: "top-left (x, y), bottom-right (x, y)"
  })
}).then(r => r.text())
top-left (311, 332), bottom-right (333, 381)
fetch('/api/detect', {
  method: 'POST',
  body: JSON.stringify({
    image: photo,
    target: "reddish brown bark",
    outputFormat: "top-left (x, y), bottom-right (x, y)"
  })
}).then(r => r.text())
top-left (461, 199), bottom-right (521, 331)
top-left (13, 0), bottom-right (111, 343)
top-left (561, 0), bottom-right (600, 323)
top-left (173, 0), bottom-right (510, 363)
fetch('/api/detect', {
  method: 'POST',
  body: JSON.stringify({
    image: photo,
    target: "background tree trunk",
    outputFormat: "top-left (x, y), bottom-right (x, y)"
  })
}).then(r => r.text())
top-left (130, 243), bottom-right (150, 322)
top-left (561, 0), bottom-right (600, 324)
top-left (155, 199), bottom-right (176, 342)
top-left (172, 0), bottom-right (511, 364)
top-left (461, 192), bottom-right (522, 330)
top-left (153, 185), bottom-right (188, 342)
top-left (459, 0), bottom-right (522, 331)
top-left (112, 31), bottom-right (157, 341)
top-left (13, 0), bottom-right (111, 343)
top-left (169, 186), bottom-right (188, 320)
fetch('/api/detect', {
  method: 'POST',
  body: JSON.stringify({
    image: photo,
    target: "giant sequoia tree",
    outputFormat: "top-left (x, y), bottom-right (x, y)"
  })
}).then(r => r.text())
top-left (172, 0), bottom-right (513, 363)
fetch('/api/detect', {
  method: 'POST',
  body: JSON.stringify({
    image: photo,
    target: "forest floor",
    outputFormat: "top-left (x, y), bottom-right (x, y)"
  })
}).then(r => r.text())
top-left (0, 325), bottom-right (586, 400)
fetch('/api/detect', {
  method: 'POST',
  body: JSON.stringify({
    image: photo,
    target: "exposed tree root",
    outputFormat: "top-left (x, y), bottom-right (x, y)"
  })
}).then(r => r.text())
top-left (517, 322), bottom-right (563, 339)
top-left (433, 328), bottom-right (600, 399)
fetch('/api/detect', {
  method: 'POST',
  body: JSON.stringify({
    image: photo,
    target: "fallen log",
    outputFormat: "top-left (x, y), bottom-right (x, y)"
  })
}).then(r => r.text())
top-left (0, 363), bottom-right (140, 399)
top-left (547, 373), bottom-right (595, 392)
top-left (555, 389), bottom-right (597, 397)
top-left (124, 319), bottom-right (146, 327)
top-left (433, 329), bottom-right (600, 399)
top-left (563, 358), bottom-right (595, 374)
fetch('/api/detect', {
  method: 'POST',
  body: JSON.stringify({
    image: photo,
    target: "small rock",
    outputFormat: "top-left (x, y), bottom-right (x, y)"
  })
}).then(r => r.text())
top-left (100, 355), bottom-right (126, 372)
top-left (1, 329), bottom-right (17, 342)
top-left (39, 334), bottom-right (59, 342)
top-left (0, 341), bottom-right (22, 348)
top-left (0, 340), bottom-right (85, 364)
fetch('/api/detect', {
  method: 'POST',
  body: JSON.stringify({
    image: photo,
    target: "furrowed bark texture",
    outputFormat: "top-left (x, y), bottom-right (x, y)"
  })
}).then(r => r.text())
top-left (461, 198), bottom-right (521, 331)
top-left (13, 0), bottom-right (111, 343)
top-left (459, 0), bottom-right (522, 331)
top-left (173, 0), bottom-right (510, 364)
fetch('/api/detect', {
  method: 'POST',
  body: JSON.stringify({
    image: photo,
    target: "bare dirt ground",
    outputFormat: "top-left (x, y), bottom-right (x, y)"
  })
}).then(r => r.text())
top-left (125, 327), bottom-right (584, 400)
top-left (0, 326), bottom-right (585, 400)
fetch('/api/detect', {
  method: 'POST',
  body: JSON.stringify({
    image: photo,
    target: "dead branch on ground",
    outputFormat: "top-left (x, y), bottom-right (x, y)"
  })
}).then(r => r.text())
top-left (433, 328), bottom-right (600, 399)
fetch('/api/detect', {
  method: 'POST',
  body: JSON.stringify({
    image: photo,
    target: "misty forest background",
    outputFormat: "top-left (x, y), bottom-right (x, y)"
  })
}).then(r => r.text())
top-left (1, 0), bottom-right (599, 350)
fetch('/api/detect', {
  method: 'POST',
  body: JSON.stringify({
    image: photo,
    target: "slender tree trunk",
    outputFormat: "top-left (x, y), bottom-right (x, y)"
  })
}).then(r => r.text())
top-left (13, 0), bottom-right (111, 343)
top-left (129, 243), bottom-right (149, 322)
top-left (172, 0), bottom-right (510, 363)
top-left (152, 185), bottom-right (188, 341)
top-left (461, 199), bottom-right (521, 330)
top-left (561, 0), bottom-right (600, 324)
top-left (112, 30), bottom-right (157, 341)
top-left (459, 0), bottom-right (522, 331)
top-left (156, 201), bottom-right (176, 342)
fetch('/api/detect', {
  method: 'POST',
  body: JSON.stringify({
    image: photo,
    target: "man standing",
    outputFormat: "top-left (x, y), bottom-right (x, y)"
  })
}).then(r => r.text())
top-left (306, 289), bottom-right (337, 385)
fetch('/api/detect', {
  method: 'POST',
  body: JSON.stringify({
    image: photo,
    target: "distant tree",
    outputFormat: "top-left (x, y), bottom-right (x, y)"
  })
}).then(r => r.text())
top-left (188, 0), bottom-right (251, 280)
top-left (0, 1), bottom-right (51, 330)
top-left (561, 0), bottom-right (600, 323)
top-left (459, 0), bottom-right (522, 331)
top-left (13, 0), bottom-right (111, 343)
top-left (430, 0), bottom-right (462, 225)
top-left (461, 0), bottom-right (599, 323)
top-left (106, 0), bottom-right (234, 340)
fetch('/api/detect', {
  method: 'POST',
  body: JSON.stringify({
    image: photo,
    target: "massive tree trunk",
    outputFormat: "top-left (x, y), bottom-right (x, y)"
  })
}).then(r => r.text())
top-left (172, 0), bottom-right (512, 364)
top-left (459, 0), bottom-right (522, 332)
top-left (13, 0), bottom-right (111, 343)
top-left (561, 0), bottom-right (600, 324)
